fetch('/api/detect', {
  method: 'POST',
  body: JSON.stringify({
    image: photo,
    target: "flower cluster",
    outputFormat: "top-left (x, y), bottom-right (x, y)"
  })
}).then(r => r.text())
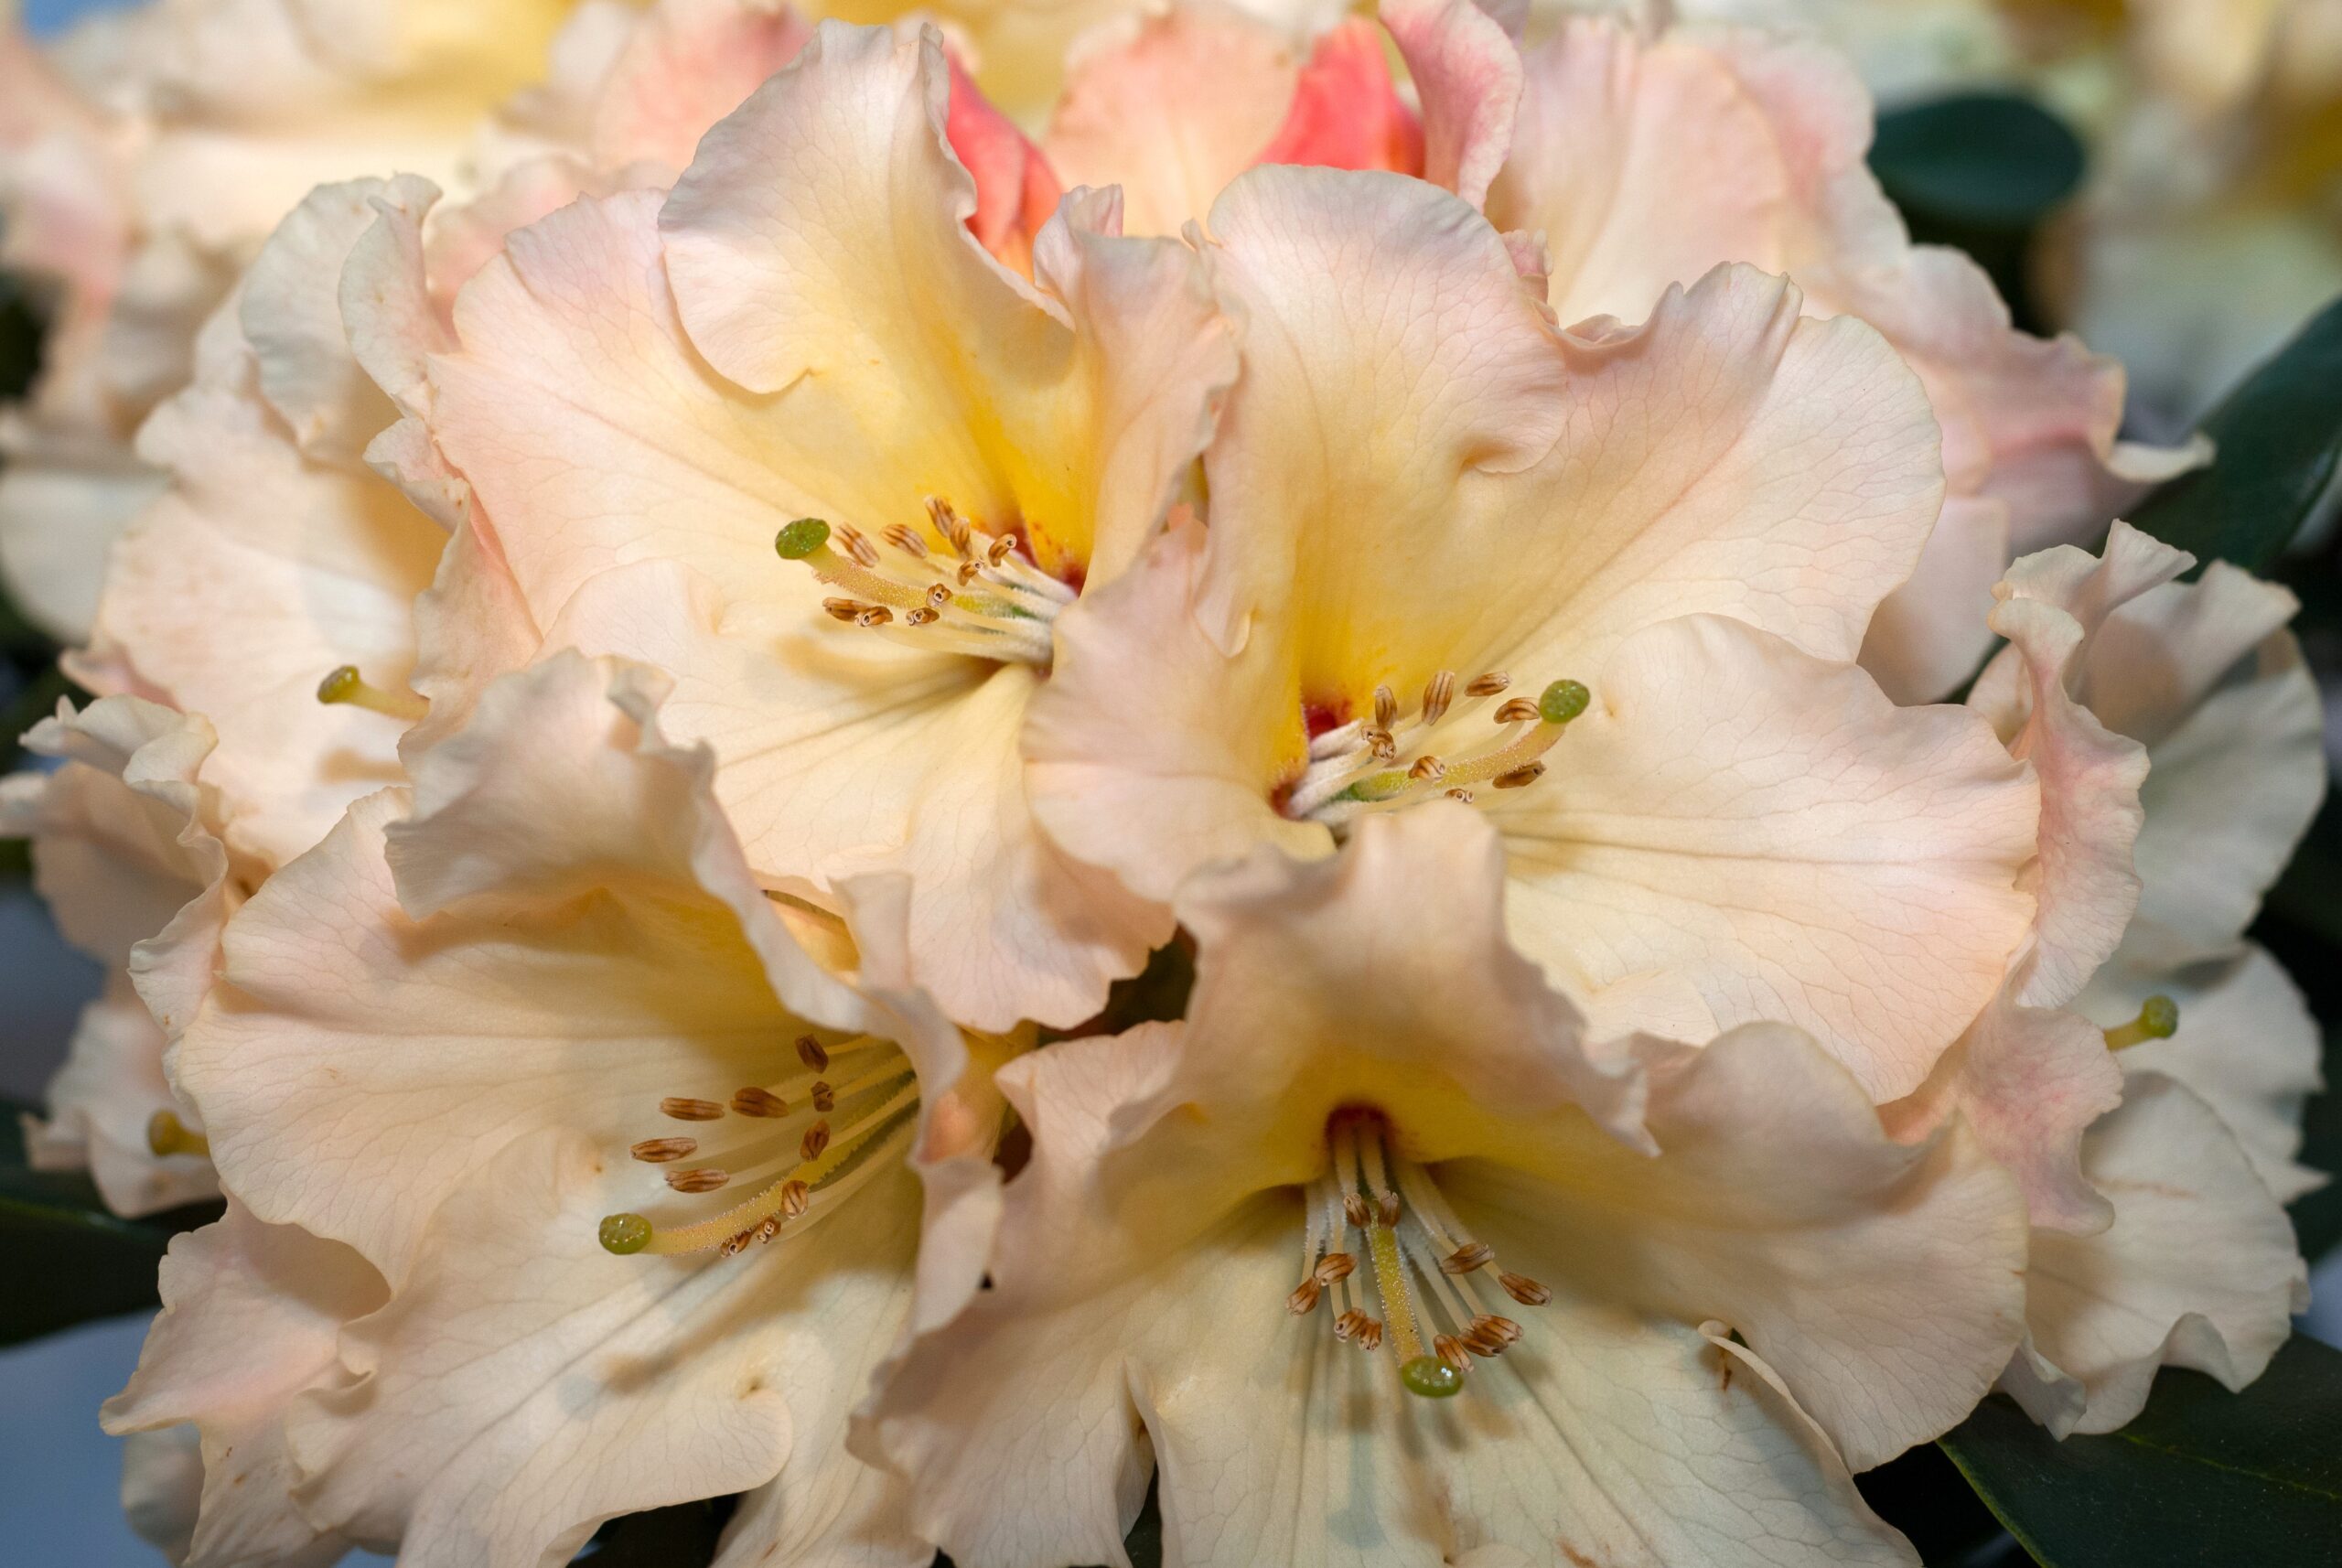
top-left (0, 1), bottom-right (2324, 1565)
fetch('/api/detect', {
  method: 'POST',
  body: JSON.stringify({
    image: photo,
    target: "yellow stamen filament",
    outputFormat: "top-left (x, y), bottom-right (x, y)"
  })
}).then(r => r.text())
top-left (2104, 995), bottom-right (2180, 1050)
top-left (316, 665), bottom-right (427, 722)
top-left (146, 1109), bottom-right (209, 1159)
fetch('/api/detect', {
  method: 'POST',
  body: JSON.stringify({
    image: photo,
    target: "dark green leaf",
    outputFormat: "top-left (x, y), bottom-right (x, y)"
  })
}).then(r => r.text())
top-left (0, 268), bottom-right (46, 404)
top-left (574, 1498), bottom-right (733, 1564)
top-left (0, 1098), bottom-right (220, 1346)
top-left (1857, 1441), bottom-right (2019, 1565)
top-left (1871, 93), bottom-right (2086, 232)
top-left (1940, 1337), bottom-right (2342, 1568)
top-left (2128, 294), bottom-right (2342, 574)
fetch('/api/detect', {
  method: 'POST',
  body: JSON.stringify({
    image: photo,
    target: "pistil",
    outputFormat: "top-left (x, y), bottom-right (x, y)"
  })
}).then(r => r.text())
top-left (317, 664), bottom-right (426, 722)
top-left (1287, 1110), bottom-right (1548, 1398)
top-left (2103, 995), bottom-right (2179, 1050)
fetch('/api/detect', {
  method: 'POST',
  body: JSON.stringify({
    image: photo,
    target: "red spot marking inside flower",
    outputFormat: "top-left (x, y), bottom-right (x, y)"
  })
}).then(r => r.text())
top-left (1255, 19), bottom-right (1424, 177)
top-left (944, 56), bottom-right (1063, 274)
top-left (1302, 697), bottom-right (1352, 739)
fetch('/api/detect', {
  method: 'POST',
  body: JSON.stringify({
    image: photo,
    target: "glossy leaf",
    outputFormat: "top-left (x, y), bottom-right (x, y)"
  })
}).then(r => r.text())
top-left (1871, 93), bottom-right (2085, 231)
top-left (2128, 294), bottom-right (2342, 575)
top-left (1940, 1337), bottom-right (2342, 1568)
top-left (0, 1099), bottom-right (217, 1345)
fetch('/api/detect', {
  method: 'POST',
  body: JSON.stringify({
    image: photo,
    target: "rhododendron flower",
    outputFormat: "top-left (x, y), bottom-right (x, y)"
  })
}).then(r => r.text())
top-left (1028, 163), bottom-right (2041, 1100)
top-left (409, 21), bottom-right (1237, 1029)
top-left (116, 652), bottom-right (1004, 1564)
top-left (0, 0), bottom-right (594, 643)
top-left (865, 807), bottom-right (2029, 1568)
top-left (2, 695), bottom-right (234, 1215)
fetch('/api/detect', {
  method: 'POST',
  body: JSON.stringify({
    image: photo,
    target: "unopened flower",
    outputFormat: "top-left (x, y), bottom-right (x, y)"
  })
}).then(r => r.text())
top-left (865, 807), bottom-right (2028, 1567)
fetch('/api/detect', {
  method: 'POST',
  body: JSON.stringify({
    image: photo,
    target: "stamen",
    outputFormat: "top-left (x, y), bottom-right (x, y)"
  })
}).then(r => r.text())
top-left (630, 1137), bottom-right (697, 1163)
top-left (774, 510), bottom-right (1062, 666)
top-left (666, 1167), bottom-right (730, 1193)
top-left (2104, 995), bottom-right (2179, 1050)
top-left (797, 1036), bottom-right (829, 1073)
top-left (661, 1098), bottom-right (725, 1122)
top-left (1293, 1111), bottom-right (1547, 1397)
top-left (1284, 676), bottom-right (1592, 828)
top-left (731, 1088), bottom-right (788, 1118)
top-left (145, 1109), bottom-right (209, 1159)
top-left (316, 665), bottom-right (426, 722)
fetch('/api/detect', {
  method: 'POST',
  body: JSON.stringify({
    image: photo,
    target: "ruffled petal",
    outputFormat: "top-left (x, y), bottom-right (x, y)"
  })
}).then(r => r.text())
top-left (2003, 1075), bottom-right (2307, 1437)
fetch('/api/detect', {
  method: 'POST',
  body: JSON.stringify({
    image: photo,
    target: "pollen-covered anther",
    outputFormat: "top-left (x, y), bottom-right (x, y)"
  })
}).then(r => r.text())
top-left (1287, 675), bottom-right (1591, 828)
top-left (631, 1137), bottom-right (698, 1163)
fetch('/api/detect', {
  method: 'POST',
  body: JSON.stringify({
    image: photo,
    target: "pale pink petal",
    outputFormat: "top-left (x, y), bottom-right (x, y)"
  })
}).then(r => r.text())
top-left (946, 49), bottom-right (1064, 272)
top-left (1380, 0), bottom-right (1522, 206)
top-left (1253, 16), bottom-right (1423, 177)
top-left (101, 1201), bottom-right (384, 1568)
top-left (2003, 1074), bottom-right (2307, 1436)
top-left (589, 0), bottom-right (814, 174)
top-left (1859, 496), bottom-right (2012, 705)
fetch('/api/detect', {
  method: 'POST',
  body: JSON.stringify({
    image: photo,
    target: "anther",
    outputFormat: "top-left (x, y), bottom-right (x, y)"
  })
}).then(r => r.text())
top-left (1377, 1191), bottom-right (1401, 1226)
top-left (1493, 762), bottom-right (1546, 789)
top-left (798, 1036), bottom-right (830, 1072)
top-left (1445, 788), bottom-right (1475, 803)
top-left (1494, 697), bottom-right (1541, 725)
top-left (823, 597), bottom-right (873, 622)
top-left (661, 1098), bottom-right (725, 1122)
top-left (1442, 1241), bottom-right (1493, 1274)
top-left (1409, 756), bottom-right (1446, 783)
top-left (1466, 672), bottom-right (1509, 697)
top-left (800, 1121), bottom-right (832, 1161)
top-left (780, 1180), bottom-right (811, 1219)
top-left (926, 497), bottom-right (972, 555)
top-left (1434, 1335), bottom-right (1472, 1372)
top-left (835, 523), bottom-right (880, 567)
top-left (1374, 685), bottom-right (1398, 729)
top-left (1315, 1251), bottom-right (1358, 1285)
top-left (1499, 1272), bottom-right (1552, 1306)
top-left (2105, 995), bottom-right (2179, 1050)
top-left (145, 1109), bottom-right (209, 1159)
top-left (987, 535), bottom-right (1014, 566)
top-left (1354, 1318), bottom-right (1386, 1350)
top-left (316, 664), bottom-right (426, 722)
top-left (904, 607), bottom-right (939, 627)
top-left (754, 1215), bottom-right (782, 1244)
top-left (1421, 671), bottom-right (1456, 725)
top-left (1344, 1193), bottom-right (1372, 1228)
top-left (883, 524), bottom-right (929, 559)
top-left (1335, 1308), bottom-right (1369, 1342)
top-left (811, 1082), bottom-right (837, 1113)
top-left (854, 607), bottom-right (892, 628)
top-left (666, 1167), bottom-right (730, 1193)
top-left (1287, 1278), bottom-right (1324, 1315)
top-left (1471, 1314), bottom-right (1522, 1347)
top-left (925, 583), bottom-right (952, 608)
top-left (631, 1137), bottom-right (699, 1163)
top-left (731, 1088), bottom-right (788, 1118)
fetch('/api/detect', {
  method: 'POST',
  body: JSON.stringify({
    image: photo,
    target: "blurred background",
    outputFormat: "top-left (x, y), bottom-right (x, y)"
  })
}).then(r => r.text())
top-left (5, 0), bottom-right (2342, 1563)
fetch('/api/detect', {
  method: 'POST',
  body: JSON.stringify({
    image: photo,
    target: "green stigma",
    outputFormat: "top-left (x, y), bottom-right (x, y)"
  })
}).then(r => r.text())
top-left (316, 664), bottom-right (362, 704)
top-left (1539, 679), bottom-right (1590, 725)
top-left (2104, 994), bottom-right (2180, 1050)
top-left (145, 1109), bottom-right (209, 1159)
top-left (599, 1212), bottom-right (653, 1255)
top-left (775, 517), bottom-right (831, 560)
top-left (1400, 1355), bottom-right (1464, 1399)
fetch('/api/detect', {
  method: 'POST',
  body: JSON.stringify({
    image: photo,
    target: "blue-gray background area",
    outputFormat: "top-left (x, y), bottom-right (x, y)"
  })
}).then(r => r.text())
top-left (5, 0), bottom-right (2342, 1563)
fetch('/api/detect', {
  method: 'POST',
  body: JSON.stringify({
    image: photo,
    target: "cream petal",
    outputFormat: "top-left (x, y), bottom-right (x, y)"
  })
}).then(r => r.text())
top-left (102, 1200), bottom-right (385, 1568)
top-left (588, 0), bottom-right (814, 175)
top-left (118, 1426), bottom-right (203, 1568)
top-left (285, 1127), bottom-right (924, 1568)
top-left (1857, 496), bottom-right (2010, 706)
top-left (1500, 616), bottom-right (2037, 1101)
top-left (539, 559), bottom-right (1173, 1030)
top-left (1200, 166), bottom-right (1941, 689)
top-left (1449, 1021), bottom-right (2028, 1472)
top-left (2004, 1074), bottom-right (2307, 1438)
top-left (2082, 946), bottom-right (2327, 1204)
top-left (0, 443), bottom-right (163, 643)
top-left (177, 654), bottom-right (873, 1283)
